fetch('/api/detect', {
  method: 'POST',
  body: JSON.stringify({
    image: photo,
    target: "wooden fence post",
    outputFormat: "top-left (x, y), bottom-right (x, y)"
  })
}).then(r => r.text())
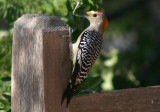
top-left (12, 14), bottom-right (71, 112)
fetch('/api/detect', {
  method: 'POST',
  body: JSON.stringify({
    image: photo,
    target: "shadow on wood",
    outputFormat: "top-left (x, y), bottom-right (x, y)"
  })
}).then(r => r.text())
top-left (12, 14), bottom-right (71, 112)
top-left (70, 86), bottom-right (160, 112)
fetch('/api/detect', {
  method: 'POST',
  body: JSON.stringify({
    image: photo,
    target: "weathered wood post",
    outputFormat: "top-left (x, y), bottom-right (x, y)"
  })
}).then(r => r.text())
top-left (12, 14), bottom-right (71, 112)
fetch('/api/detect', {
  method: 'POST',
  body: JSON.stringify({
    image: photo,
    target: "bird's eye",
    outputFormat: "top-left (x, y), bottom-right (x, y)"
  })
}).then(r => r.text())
top-left (93, 14), bottom-right (97, 17)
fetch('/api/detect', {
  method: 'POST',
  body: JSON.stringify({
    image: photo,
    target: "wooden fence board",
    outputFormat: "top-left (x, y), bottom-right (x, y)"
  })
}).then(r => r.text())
top-left (70, 86), bottom-right (160, 112)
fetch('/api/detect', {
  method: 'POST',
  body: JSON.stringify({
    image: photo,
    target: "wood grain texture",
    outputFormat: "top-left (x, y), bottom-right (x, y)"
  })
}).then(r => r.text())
top-left (43, 31), bottom-right (71, 112)
top-left (12, 14), bottom-right (71, 112)
top-left (69, 86), bottom-right (160, 112)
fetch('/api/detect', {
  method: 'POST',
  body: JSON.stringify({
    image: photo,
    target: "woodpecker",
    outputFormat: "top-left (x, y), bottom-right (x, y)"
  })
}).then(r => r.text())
top-left (61, 10), bottom-right (108, 106)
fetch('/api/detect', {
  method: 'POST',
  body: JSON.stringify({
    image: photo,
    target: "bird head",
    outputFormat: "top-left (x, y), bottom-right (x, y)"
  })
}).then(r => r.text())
top-left (83, 11), bottom-right (108, 34)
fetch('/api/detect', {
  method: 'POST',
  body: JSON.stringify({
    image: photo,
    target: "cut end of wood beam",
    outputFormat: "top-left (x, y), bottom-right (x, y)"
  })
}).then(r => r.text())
top-left (14, 14), bottom-right (69, 32)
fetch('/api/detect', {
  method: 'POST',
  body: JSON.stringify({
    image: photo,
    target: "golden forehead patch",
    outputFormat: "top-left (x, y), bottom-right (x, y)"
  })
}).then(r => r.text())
top-left (87, 11), bottom-right (92, 15)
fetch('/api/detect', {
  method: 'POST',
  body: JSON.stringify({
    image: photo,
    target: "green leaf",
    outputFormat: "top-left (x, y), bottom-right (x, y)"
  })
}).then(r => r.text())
top-left (7, 109), bottom-right (11, 112)
top-left (2, 94), bottom-right (11, 103)
top-left (66, 0), bottom-right (72, 11)
top-left (1, 76), bottom-right (11, 82)
top-left (77, 76), bottom-right (103, 95)
top-left (83, 0), bottom-right (89, 4)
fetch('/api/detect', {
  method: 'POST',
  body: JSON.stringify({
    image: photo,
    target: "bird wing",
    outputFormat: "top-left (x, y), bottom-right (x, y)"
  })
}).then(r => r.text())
top-left (71, 30), bottom-right (102, 86)
top-left (61, 30), bottom-right (102, 106)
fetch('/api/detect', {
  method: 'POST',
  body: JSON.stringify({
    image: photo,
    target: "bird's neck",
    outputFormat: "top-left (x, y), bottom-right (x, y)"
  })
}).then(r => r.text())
top-left (74, 23), bottom-right (103, 46)
top-left (88, 23), bottom-right (103, 35)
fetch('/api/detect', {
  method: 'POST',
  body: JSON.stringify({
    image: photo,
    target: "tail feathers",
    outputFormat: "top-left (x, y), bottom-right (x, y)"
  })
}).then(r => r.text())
top-left (66, 90), bottom-right (74, 106)
top-left (61, 83), bottom-right (74, 107)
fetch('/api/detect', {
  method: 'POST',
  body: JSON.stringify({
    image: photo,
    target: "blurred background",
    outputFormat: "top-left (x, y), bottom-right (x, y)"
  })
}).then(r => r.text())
top-left (0, 0), bottom-right (160, 111)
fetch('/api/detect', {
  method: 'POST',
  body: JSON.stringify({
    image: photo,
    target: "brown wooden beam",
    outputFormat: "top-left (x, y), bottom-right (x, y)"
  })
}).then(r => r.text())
top-left (12, 14), bottom-right (71, 112)
top-left (69, 86), bottom-right (160, 112)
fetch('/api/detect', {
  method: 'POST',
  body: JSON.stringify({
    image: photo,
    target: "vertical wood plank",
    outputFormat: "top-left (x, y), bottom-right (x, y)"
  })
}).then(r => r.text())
top-left (43, 31), bottom-right (71, 112)
top-left (12, 14), bottom-right (71, 112)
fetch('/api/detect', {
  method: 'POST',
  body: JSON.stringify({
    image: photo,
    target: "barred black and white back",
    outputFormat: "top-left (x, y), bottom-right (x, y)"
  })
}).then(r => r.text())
top-left (74, 30), bottom-right (102, 85)
top-left (61, 30), bottom-right (103, 106)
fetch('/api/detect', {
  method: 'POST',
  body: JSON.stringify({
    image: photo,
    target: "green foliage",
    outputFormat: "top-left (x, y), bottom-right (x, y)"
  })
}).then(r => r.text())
top-left (77, 76), bottom-right (103, 95)
top-left (0, 34), bottom-right (12, 112)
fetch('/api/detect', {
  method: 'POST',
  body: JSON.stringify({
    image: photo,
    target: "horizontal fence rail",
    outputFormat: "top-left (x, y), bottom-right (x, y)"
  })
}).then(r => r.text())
top-left (70, 86), bottom-right (160, 112)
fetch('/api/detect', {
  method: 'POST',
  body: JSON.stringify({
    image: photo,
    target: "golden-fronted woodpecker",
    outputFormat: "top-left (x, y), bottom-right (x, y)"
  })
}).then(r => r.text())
top-left (62, 10), bottom-right (108, 106)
